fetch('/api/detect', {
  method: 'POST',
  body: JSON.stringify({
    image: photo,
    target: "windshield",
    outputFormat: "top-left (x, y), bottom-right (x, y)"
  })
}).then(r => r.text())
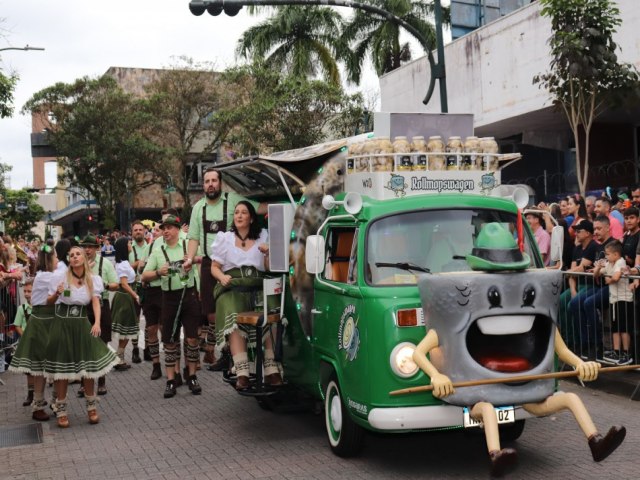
top-left (366, 209), bottom-right (539, 285)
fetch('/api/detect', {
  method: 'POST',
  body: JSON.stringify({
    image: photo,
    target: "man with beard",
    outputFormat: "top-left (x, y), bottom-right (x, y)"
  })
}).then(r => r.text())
top-left (128, 220), bottom-right (149, 364)
top-left (183, 168), bottom-right (265, 369)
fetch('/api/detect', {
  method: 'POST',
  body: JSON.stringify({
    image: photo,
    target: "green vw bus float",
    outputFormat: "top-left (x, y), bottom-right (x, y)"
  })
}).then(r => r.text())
top-left (214, 116), bottom-right (624, 475)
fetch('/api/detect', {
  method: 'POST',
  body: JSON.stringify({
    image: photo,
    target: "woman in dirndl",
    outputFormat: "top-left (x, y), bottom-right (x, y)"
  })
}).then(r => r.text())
top-left (8, 239), bottom-right (58, 421)
top-left (211, 201), bottom-right (282, 391)
top-left (110, 237), bottom-right (140, 369)
top-left (45, 246), bottom-right (118, 428)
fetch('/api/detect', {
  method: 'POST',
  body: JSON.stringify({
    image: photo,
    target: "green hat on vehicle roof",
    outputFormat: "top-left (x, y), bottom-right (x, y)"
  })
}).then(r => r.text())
top-left (79, 234), bottom-right (100, 247)
top-left (465, 222), bottom-right (530, 271)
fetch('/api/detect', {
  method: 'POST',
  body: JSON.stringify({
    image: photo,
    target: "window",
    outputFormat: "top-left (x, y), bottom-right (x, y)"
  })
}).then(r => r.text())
top-left (323, 227), bottom-right (358, 284)
top-left (366, 209), bottom-right (539, 286)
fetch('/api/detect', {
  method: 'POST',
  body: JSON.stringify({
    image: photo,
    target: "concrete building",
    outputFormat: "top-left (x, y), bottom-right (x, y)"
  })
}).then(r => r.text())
top-left (380, 0), bottom-right (640, 199)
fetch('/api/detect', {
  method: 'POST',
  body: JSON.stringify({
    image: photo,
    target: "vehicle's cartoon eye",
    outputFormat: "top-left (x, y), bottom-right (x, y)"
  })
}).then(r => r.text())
top-left (522, 284), bottom-right (536, 307)
top-left (487, 286), bottom-right (502, 309)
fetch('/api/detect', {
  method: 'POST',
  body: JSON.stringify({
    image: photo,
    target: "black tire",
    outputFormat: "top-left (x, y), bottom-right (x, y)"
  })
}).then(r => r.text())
top-left (500, 419), bottom-right (526, 442)
top-left (324, 378), bottom-right (364, 457)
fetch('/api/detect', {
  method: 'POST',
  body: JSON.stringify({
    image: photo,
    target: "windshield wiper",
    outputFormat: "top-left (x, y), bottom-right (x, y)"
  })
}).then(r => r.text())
top-left (375, 262), bottom-right (431, 273)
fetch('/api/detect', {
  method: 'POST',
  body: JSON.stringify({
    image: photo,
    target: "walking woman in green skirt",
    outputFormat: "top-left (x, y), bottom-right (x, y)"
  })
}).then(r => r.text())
top-left (110, 237), bottom-right (140, 369)
top-left (9, 239), bottom-right (57, 421)
top-left (45, 246), bottom-right (118, 428)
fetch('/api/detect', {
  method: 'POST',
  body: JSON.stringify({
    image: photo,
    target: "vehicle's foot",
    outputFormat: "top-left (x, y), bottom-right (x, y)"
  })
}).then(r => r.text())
top-left (489, 448), bottom-right (518, 477)
top-left (589, 426), bottom-right (626, 462)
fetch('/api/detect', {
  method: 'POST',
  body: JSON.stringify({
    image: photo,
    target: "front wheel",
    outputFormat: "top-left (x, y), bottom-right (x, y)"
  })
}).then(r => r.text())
top-left (324, 378), bottom-right (364, 457)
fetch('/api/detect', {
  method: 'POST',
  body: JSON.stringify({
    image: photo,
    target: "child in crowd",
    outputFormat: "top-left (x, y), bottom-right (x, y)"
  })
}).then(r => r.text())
top-left (13, 279), bottom-right (34, 406)
top-left (594, 241), bottom-right (635, 365)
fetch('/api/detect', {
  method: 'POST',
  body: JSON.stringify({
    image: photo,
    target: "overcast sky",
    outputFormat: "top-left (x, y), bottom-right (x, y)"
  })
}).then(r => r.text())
top-left (0, 0), bottom-right (382, 190)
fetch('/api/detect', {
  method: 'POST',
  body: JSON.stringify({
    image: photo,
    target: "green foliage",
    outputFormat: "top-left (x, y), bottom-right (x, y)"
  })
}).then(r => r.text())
top-left (22, 76), bottom-right (170, 229)
top-left (237, 6), bottom-right (350, 85)
top-left (0, 69), bottom-right (18, 118)
top-left (342, 0), bottom-right (442, 82)
top-left (217, 64), bottom-right (367, 155)
top-left (144, 57), bottom-right (235, 219)
top-left (1, 189), bottom-right (46, 238)
top-left (534, 0), bottom-right (640, 194)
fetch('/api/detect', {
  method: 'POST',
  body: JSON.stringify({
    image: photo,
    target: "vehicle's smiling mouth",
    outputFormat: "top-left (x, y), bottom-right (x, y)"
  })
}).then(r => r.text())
top-left (466, 315), bottom-right (552, 373)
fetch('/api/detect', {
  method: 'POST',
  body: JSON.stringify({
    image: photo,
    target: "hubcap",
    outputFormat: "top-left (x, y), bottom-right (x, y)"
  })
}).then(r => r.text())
top-left (330, 394), bottom-right (343, 433)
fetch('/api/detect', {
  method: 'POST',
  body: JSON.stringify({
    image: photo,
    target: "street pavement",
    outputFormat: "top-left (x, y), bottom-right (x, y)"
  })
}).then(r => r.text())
top-left (1, 348), bottom-right (639, 480)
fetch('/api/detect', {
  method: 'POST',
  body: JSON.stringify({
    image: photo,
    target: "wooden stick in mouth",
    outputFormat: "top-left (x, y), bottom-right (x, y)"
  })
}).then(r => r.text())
top-left (389, 364), bottom-right (640, 396)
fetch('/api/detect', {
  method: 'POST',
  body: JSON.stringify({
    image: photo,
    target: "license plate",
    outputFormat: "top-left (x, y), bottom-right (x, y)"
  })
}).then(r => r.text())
top-left (463, 406), bottom-right (515, 428)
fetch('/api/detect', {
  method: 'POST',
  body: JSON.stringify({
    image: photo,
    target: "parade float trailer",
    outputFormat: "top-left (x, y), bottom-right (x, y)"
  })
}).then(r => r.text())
top-left (215, 113), bottom-right (560, 456)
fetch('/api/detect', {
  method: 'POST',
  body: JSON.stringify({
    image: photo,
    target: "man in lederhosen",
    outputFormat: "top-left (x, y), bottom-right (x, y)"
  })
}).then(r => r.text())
top-left (183, 167), bottom-right (265, 369)
top-left (128, 220), bottom-right (148, 364)
top-left (81, 234), bottom-right (120, 395)
top-left (142, 215), bottom-right (202, 398)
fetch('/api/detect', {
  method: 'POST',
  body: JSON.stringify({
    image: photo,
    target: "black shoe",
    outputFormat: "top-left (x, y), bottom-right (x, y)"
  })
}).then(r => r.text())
top-left (589, 426), bottom-right (626, 462)
top-left (174, 373), bottom-right (183, 387)
top-left (131, 347), bottom-right (142, 364)
top-left (163, 380), bottom-right (177, 398)
top-left (77, 386), bottom-right (85, 398)
top-left (23, 391), bottom-right (34, 407)
top-left (183, 366), bottom-right (189, 380)
top-left (489, 448), bottom-right (518, 477)
top-left (187, 375), bottom-right (202, 395)
top-left (150, 363), bottom-right (162, 380)
top-left (207, 351), bottom-right (230, 372)
top-left (143, 347), bottom-right (152, 362)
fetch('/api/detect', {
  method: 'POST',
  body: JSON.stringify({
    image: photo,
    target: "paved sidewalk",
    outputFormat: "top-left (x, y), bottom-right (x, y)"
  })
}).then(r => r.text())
top-left (1, 346), bottom-right (639, 480)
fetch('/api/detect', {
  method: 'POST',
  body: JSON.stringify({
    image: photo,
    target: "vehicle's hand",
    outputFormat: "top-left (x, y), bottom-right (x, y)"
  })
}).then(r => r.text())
top-left (430, 373), bottom-right (454, 398)
top-left (576, 361), bottom-right (600, 382)
top-left (90, 323), bottom-right (101, 338)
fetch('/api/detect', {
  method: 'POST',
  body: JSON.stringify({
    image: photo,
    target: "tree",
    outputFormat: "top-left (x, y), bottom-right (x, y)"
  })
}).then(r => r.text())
top-left (144, 57), bottom-right (235, 219)
top-left (1, 189), bottom-right (45, 238)
top-left (0, 69), bottom-right (18, 118)
top-left (237, 6), bottom-right (350, 85)
top-left (217, 64), bottom-right (367, 155)
top-left (534, 0), bottom-right (640, 196)
top-left (22, 76), bottom-right (170, 229)
top-left (342, 0), bottom-right (441, 83)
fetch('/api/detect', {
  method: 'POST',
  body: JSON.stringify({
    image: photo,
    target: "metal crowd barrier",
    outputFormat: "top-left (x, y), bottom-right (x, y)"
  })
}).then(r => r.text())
top-left (558, 270), bottom-right (640, 399)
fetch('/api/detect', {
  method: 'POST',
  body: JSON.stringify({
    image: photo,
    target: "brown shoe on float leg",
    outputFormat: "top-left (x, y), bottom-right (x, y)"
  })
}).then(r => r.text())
top-left (489, 448), bottom-right (518, 477)
top-left (265, 373), bottom-right (283, 387)
top-left (589, 426), bottom-right (626, 462)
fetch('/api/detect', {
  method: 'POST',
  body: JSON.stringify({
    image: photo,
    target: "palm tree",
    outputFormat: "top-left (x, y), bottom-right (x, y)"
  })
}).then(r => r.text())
top-left (342, 0), bottom-right (441, 83)
top-left (236, 6), bottom-right (350, 85)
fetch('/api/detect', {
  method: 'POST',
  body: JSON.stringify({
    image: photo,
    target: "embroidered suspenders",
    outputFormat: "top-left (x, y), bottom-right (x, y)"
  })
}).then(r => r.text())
top-left (202, 193), bottom-right (228, 257)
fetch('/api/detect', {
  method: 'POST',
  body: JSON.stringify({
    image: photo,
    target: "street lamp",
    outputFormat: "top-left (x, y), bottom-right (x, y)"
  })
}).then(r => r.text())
top-left (0, 45), bottom-right (45, 53)
top-left (188, 0), bottom-right (448, 112)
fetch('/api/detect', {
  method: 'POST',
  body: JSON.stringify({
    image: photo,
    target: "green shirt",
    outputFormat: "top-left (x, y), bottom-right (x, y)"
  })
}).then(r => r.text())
top-left (144, 238), bottom-right (195, 291)
top-left (129, 240), bottom-right (150, 267)
top-left (91, 255), bottom-right (118, 300)
top-left (187, 192), bottom-right (257, 258)
top-left (14, 303), bottom-right (32, 332)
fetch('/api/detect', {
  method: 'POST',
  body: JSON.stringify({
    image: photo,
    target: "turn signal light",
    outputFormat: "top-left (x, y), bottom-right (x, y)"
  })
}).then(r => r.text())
top-left (397, 308), bottom-right (423, 327)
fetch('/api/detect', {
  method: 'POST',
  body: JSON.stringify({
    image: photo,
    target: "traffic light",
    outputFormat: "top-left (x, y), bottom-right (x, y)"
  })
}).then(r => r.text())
top-left (189, 1), bottom-right (243, 17)
top-left (86, 212), bottom-right (94, 222)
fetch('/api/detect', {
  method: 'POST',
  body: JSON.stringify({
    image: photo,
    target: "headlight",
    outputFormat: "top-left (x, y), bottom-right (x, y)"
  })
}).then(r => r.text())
top-left (390, 342), bottom-right (419, 378)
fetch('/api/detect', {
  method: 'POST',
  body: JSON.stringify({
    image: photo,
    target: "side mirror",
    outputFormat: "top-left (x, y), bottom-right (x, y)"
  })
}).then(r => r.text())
top-left (305, 235), bottom-right (326, 275)
top-left (550, 225), bottom-right (564, 262)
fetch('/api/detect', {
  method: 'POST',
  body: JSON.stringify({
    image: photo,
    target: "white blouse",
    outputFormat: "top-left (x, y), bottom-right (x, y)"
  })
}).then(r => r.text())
top-left (48, 271), bottom-right (104, 305)
top-left (31, 271), bottom-right (54, 306)
top-left (116, 260), bottom-right (136, 284)
top-left (211, 229), bottom-right (268, 272)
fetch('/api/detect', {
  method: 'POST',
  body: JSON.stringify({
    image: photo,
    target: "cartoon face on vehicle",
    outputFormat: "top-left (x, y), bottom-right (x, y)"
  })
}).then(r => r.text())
top-left (384, 173), bottom-right (407, 197)
top-left (417, 269), bottom-right (563, 406)
top-left (480, 172), bottom-right (497, 193)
